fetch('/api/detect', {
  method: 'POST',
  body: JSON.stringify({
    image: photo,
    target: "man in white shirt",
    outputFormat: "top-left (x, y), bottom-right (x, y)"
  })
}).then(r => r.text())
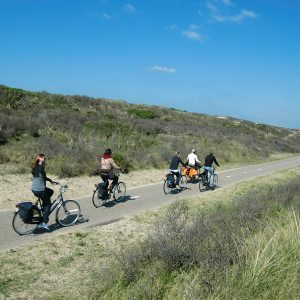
top-left (187, 149), bottom-right (202, 168)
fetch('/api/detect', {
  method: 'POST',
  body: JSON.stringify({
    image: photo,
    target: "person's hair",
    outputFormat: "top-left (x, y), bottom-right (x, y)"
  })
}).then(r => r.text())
top-left (31, 153), bottom-right (45, 174)
top-left (175, 151), bottom-right (180, 155)
top-left (104, 148), bottom-right (112, 155)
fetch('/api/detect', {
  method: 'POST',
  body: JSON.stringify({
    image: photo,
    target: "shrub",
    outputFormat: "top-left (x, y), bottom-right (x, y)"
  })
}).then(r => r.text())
top-left (128, 108), bottom-right (157, 119)
top-left (0, 150), bottom-right (9, 163)
top-left (113, 153), bottom-right (132, 173)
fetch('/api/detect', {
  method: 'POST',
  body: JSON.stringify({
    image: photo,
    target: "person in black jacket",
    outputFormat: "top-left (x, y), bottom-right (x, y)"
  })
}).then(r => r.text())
top-left (168, 151), bottom-right (186, 188)
top-left (203, 150), bottom-right (220, 188)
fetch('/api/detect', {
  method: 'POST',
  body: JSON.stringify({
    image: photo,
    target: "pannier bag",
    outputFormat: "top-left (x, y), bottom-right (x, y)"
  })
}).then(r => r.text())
top-left (98, 182), bottom-right (109, 199)
top-left (18, 202), bottom-right (34, 223)
top-left (182, 167), bottom-right (197, 177)
top-left (189, 167), bottom-right (198, 177)
top-left (166, 173), bottom-right (175, 188)
top-left (182, 167), bottom-right (188, 176)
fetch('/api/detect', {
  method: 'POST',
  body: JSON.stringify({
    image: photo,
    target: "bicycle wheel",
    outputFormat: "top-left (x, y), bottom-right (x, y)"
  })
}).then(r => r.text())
top-left (212, 174), bottom-right (218, 188)
top-left (56, 200), bottom-right (81, 227)
top-left (113, 182), bottom-right (126, 202)
top-left (163, 180), bottom-right (172, 195)
top-left (199, 177), bottom-right (207, 192)
top-left (12, 209), bottom-right (41, 235)
top-left (179, 175), bottom-right (188, 190)
top-left (92, 187), bottom-right (106, 208)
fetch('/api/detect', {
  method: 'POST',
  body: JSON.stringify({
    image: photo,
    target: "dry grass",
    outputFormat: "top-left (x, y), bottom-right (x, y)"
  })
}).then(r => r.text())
top-left (0, 168), bottom-right (166, 210)
top-left (0, 214), bottom-right (153, 300)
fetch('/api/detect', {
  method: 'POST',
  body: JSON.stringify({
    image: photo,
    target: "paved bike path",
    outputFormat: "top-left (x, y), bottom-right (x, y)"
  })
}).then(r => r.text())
top-left (1, 156), bottom-right (300, 252)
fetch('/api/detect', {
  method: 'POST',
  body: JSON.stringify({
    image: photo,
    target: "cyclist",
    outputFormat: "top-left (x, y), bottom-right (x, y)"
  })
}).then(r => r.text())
top-left (203, 149), bottom-right (220, 189)
top-left (31, 154), bottom-right (57, 231)
top-left (186, 148), bottom-right (202, 169)
top-left (186, 148), bottom-right (202, 178)
top-left (99, 148), bottom-right (121, 192)
top-left (168, 151), bottom-right (186, 189)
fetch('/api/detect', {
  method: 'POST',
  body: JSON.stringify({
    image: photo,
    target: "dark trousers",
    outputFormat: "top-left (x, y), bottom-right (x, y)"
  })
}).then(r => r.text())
top-left (32, 188), bottom-right (54, 223)
top-left (100, 172), bottom-right (119, 190)
top-left (170, 171), bottom-right (180, 185)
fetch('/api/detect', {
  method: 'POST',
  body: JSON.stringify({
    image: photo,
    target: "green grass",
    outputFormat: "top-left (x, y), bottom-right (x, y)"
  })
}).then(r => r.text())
top-left (210, 209), bottom-right (300, 300)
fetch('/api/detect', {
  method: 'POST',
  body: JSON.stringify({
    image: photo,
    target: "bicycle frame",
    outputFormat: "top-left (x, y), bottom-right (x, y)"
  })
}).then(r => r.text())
top-left (36, 185), bottom-right (66, 217)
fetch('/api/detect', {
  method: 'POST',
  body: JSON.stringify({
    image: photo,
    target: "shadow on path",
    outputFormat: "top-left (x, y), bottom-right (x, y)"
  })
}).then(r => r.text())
top-left (33, 214), bottom-right (89, 235)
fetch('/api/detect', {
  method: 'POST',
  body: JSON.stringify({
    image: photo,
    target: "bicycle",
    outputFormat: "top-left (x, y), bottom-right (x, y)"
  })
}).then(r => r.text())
top-left (12, 183), bottom-right (81, 235)
top-left (199, 167), bottom-right (218, 192)
top-left (163, 170), bottom-right (188, 195)
top-left (92, 172), bottom-right (126, 207)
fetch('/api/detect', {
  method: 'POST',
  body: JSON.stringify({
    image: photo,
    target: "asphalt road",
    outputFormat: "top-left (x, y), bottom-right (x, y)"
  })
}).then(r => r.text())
top-left (1, 156), bottom-right (300, 252)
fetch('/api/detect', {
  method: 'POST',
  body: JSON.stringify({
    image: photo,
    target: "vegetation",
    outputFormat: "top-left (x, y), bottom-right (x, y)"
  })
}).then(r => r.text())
top-left (1, 84), bottom-right (300, 177)
top-left (89, 173), bottom-right (300, 299)
top-left (0, 169), bottom-right (299, 299)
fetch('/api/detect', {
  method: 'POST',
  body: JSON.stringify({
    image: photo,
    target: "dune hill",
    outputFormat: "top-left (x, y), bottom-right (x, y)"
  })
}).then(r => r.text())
top-left (0, 84), bottom-right (299, 177)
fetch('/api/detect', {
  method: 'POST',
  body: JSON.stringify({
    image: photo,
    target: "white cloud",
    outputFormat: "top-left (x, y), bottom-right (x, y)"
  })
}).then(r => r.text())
top-left (150, 65), bottom-right (177, 73)
top-left (165, 24), bottom-right (177, 30)
top-left (240, 9), bottom-right (258, 18)
top-left (101, 12), bottom-right (113, 19)
top-left (189, 24), bottom-right (199, 30)
top-left (182, 30), bottom-right (203, 41)
top-left (123, 3), bottom-right (138, 13)
top-left (215, 101), bottom-right (223, 107)
top-left (207, 1), bottom-right (219, 13)
top-left (182, 25), bottom-right (204, 41)
top-left (222, 0), bottom-right (232, 6)
top-left (212, 9), bottom-right (258, 23)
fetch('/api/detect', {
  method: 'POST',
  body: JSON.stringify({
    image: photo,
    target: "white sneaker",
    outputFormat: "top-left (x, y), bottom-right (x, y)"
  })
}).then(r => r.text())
top-left (38, 222), bottom-right (50, 231)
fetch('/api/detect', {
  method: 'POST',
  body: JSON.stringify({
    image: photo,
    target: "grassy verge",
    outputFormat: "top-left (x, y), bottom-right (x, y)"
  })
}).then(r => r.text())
top-left (1, 168), bottom-right (300, 299)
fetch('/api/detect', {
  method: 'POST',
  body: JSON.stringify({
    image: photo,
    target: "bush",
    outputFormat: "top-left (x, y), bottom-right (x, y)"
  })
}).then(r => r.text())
top-left (0, 150), bottom-right (9, 163)
top-left (128, 108), bottom-right (157, 119)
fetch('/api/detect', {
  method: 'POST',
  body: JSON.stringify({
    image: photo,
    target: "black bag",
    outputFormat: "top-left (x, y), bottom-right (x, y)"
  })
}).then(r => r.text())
top-left (98, 182), bottom-right (108, 199)
top-left (167, 173), bottom-right (175, 188)
top-left (18, 202), bottom-right (34, 223)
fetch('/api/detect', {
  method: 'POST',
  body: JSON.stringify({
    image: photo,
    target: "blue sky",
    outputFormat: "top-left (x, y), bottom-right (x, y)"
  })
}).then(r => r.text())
top-left (0, 0), bottom-right (299, 129)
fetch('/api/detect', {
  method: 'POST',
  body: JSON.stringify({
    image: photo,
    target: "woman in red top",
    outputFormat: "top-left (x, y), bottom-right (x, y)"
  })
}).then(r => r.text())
top-left (99, 149), bottom-right (121, 191)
